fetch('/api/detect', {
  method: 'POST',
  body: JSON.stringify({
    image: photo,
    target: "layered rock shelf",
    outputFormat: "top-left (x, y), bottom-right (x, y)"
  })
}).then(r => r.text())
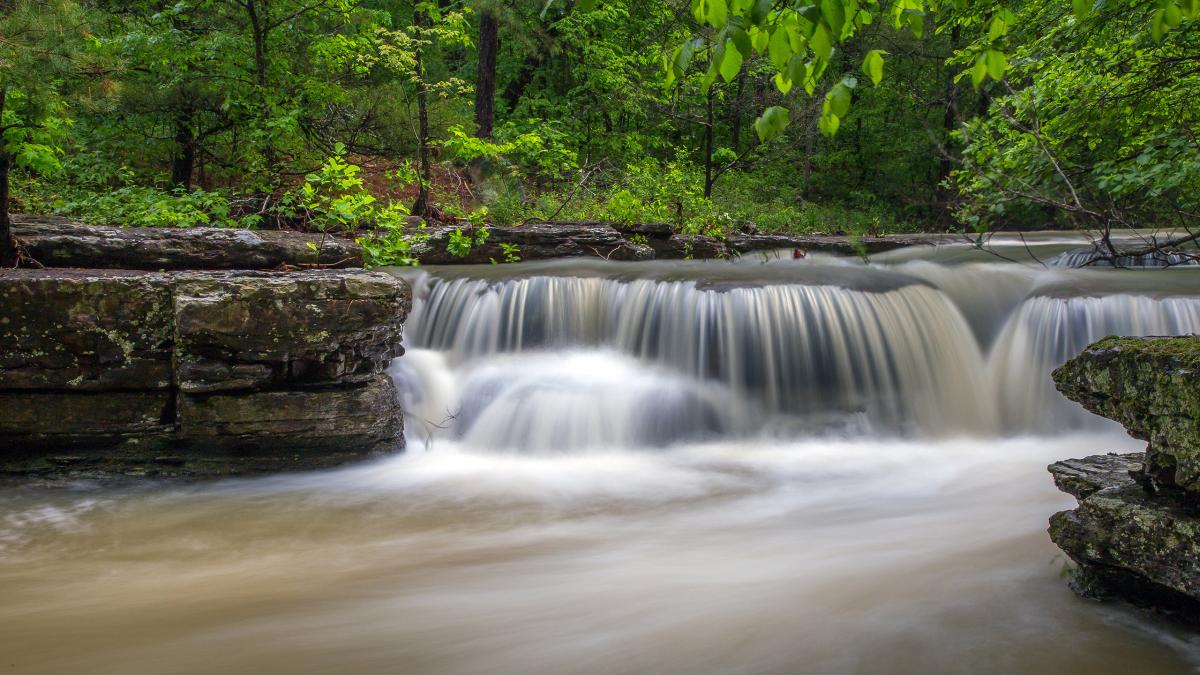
top-left (0, 268), bottom-right (410, 477)
top-left (1049, 336), bottom-right (1200, 620)
top-left (13, 215), bottom-right (363, 270)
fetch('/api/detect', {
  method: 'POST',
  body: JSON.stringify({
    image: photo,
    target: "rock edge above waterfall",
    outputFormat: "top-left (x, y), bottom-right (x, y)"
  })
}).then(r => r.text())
top-left (13, 216), bottom-right (954, 267)
top-left (1048, 336), bottom-right (1200, 621)
top-left (410, 222), bottom-right (952, 263)
top-left (0, 268), bottom-right (410, 478)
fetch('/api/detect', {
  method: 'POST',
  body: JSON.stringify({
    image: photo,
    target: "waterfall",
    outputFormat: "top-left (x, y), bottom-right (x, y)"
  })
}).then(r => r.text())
top-left (408, 275), bottom-right (996, 436)
top-left (1049, 247), bottom-right (1200, 268)
top-left (395, 263), bottom-right (1200, 449)
top-left (988, 294), bottom-right (1200, 430)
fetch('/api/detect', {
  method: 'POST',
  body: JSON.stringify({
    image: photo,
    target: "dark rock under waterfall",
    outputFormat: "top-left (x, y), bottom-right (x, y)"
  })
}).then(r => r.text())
top-left (1048, 336), bottom-right (1200, 620)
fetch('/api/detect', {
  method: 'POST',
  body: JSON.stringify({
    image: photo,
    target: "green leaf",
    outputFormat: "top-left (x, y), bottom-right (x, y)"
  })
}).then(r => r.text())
top-left (828, 82), bottom-right (852, 117)
top-left (706, 0), bottom-right (728, 27)
top-left (751, 27), bottom-right (769, 54)
top-left (861, 49), bottom-right (885, 85)
top-left (818, 111), bottom-right (840, 136)
top-left (750, 0), bottom-right (773, 23)
top-left (768, 27), bottom-right (792, 69)
top-left (811, 23), bottom-right (832, 61)
top-left (1165, 2), bottom-right (1183, 27)
top-left (787, 55), bottom-right (807, 87)
top-left (984, 49), bottom-right (1007, 80)
top-left (701, 60), bottom-right (720, 90)
top-left (576, 0), bottom-right (597, 11)
top-left (754, 105), bottom-right (790, 142)
top-left (774, 71), bottom-right (794, 94)
top-left (971, 55), bottom-right (987, 88)
top-left (906, 11), bottom-right (924, 38)
top-left (820, 0), bottom-right (845, 37)
top-left (1072, 0), bottom-right (1090, 21)
top-left (1151, 8), bottom-right (1167, 40)
top-left (988, 14), bottom-right (1007, 40)
top-left (719, 40), bottom-right (744, 82)
top-left (730, 27), bottom-right (752, 58)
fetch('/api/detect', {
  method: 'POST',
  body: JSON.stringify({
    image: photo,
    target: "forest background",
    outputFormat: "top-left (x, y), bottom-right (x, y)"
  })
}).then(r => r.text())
top-left (1, 0), bottom-right (1197, 264)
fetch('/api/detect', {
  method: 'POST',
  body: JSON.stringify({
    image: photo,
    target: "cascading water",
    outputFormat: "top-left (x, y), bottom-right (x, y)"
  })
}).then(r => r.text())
top-left (398, 258), bottom-right (1200, 448)
top-left (406, 274), bottom-right (996, 439)
top-left (8, 241), bottom-right (1200, 674)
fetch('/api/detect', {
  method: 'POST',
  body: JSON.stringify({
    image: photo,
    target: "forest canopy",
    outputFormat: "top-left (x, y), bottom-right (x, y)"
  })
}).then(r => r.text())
top-left (0, 0), bottom-right (1197, 262)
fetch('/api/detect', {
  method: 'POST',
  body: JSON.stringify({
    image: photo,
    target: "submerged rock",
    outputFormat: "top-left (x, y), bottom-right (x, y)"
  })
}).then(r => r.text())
top-left (1048, 336), bottom-right (1200, 620)
top-left (0, 268), bottom-right (409, 477)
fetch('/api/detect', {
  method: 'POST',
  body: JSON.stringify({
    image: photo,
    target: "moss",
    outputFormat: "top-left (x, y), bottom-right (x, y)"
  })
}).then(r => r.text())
top-left (1088, 335), bottom-right (1200, 361)
top-left (1054, 335), bottom-right (1200, 493)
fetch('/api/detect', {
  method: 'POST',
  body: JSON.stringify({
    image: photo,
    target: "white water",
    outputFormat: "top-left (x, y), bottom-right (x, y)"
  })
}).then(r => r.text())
top-left (402, 257), bottom-right (1200, 446)
top-left (4, 248), bottom-right (1200, 674)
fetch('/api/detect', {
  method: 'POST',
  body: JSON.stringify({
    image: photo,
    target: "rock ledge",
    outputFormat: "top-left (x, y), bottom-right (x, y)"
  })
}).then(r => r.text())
top-left (0, 268), bottom-right (409, 477)
top-left (1048, 336), bottom-right (1200, 620)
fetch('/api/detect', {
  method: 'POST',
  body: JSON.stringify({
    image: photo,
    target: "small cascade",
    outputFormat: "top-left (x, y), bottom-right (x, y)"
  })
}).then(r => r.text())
top-left (408, 275), bottom-right (997, 436)
top-left (1049, 246), bottom-right (1200, 268)
top-left (988, 294), bottom-right (1200, 430)
top-left (450, 352), bottom-right (746, 451)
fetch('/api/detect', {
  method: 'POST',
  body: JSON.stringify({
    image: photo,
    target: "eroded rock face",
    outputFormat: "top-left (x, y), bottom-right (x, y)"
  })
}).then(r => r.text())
top-left (13, 216), bottom-right (363, 270)
top-left (173, 271), bottom-right (407, 393)
top-left (0, 270), bottom-right (174, 390)
top-left (1049, 336), bottom-right (1200, 620)
top-left (1053, 336), bottom-right (1200, 492)
top-left (1048, 454), bottom-right (1200, 618)
top-left (0, 268), bottom-right (409, 476)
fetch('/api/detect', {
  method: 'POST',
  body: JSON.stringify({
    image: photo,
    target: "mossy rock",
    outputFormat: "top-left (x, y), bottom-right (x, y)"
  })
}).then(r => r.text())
top-left (1053, 335), bottom-right (1200, 492)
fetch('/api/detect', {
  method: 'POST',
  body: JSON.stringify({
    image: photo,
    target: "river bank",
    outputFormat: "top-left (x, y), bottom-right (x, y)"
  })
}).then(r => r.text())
top-left (0, 220), bottom-right (412, 477)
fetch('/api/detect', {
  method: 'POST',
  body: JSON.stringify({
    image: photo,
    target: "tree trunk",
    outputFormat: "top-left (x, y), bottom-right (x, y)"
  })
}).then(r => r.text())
top-left (246, 0), bottom-right (268, 88)
top-left (171, 112), bottom-right (196, 190)
top-left (0, 84), bottom-right (13, 268)
top-left (704, 86), bottom-right (714, 198)
top-left (730, 69), bottom-right (747, 154)
top-left (935, 25), bottom-right (961, 227)
top-left (412, 8), bottom-right (432, 216)
top-left (474, 11), bottom-right (499, 138)
top-left (0, 151), bottom-right (14, 268)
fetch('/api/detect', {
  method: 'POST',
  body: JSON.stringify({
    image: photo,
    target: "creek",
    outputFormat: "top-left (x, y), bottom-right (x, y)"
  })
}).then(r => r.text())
top-left (3, 236), bottom-right (1200, 673)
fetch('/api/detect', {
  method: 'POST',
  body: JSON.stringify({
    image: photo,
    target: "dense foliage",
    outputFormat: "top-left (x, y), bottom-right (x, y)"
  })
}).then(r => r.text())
top-left (1, 0), bottom-right (1196, 264)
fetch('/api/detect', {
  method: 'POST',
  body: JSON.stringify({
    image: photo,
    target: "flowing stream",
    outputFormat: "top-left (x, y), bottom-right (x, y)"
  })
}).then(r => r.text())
top-left (4, 237), bottom-right (1200, 674)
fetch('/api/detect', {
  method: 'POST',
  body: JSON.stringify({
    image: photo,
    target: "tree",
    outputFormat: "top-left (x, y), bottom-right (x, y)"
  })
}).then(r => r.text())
top-left (0, 0), bottom-right (88, 267)
top-left (475, 6), bottom-right (499, 137)
top-left (952, 0), bottom-right (1200, 256)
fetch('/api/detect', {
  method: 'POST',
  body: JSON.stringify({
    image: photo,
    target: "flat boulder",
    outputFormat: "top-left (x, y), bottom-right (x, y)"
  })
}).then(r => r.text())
top-left (13, 215), bottom-right (362, 270)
